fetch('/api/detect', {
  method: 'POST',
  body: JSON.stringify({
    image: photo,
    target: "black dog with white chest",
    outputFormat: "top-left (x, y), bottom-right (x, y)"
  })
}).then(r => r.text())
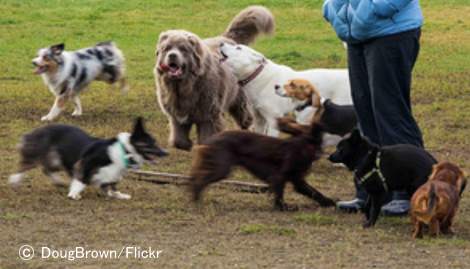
top-left (329, 129), bottom-right (437, 227)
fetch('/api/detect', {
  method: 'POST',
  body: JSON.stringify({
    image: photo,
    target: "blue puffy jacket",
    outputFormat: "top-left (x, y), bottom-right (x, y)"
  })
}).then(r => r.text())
top-left (323, 0), bottom-right (423, 43)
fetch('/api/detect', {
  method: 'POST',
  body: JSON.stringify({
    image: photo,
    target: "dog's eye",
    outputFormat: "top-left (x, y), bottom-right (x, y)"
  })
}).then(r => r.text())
top-left (236, 46), bottom-right (242, 50)
top-left (179, 46), bottom-right (187, 53)
top-left (42, 55), bottom-right (50, 60)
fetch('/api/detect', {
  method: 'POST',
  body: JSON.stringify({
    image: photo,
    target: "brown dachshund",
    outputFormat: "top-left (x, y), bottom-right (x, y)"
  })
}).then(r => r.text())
top-left (189, 117), bottom-right (336, 211)
top-left (410, 161), bottom-right (466, 238)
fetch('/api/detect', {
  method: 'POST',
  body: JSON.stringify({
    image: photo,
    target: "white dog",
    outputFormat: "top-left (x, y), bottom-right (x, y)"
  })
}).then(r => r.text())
top-left (220, 43), bottom-right (352, 137)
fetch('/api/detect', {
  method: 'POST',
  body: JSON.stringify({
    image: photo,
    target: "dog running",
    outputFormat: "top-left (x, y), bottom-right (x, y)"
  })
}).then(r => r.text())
top-left (32, 41), bottom-right (128, 121)
top-left (189, 117), bottom-right (336, 211)
top-left (410, 161), bottom-right (466, 238)
top-left (9, 117), bottom-right (168, 200)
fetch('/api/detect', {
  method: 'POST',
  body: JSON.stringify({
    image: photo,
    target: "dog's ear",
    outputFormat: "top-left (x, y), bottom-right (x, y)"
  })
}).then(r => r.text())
top-left (188, 35), bottom-right (205, 76)
top-left (132, 117), bottom-right (146, 137)
top-left (308, 84), bottom-right (322, 109)
top-left (158, 32), bottom-right (169, 44)
top-left (50, 43), bottom-right (65, 55)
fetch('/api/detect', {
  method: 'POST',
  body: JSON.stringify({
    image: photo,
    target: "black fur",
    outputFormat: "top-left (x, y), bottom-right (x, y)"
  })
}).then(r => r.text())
top-left (76, 139), bottom-right (115, 184)
top-left (17, 124), bottom-right (98, 176)
top-left (70, 63), bottom-right (77, 78)
top-left (76, 52), bottom-right (92, 60)
top-left (77, 67), bottom-right (88, 86)
top-left (320, 99), bottom-right (357, 136)
top-left (329, 129), bottom-right (437, 227)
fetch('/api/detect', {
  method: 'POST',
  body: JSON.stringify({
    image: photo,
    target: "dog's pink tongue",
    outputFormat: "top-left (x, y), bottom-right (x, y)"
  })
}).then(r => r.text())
top-left (159, 64), bottom-right (170, 72)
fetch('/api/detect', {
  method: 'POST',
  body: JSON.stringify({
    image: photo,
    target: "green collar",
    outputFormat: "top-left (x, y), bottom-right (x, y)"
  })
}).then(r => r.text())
top-left (356, 151), bottom-right (388, 192)
top-left (118, 141), bottom-right (130, 169)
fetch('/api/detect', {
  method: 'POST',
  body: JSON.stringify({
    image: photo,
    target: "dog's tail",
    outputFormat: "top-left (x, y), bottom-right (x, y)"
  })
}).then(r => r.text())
top-left (223, 6), bottom-right (275, 45)
top-left (414, 183), bottom-right (438, 224)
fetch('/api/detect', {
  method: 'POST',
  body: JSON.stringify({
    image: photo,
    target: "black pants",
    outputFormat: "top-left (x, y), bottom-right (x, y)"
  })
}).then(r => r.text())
top-left (348, 28), bottom-right (423, 147)
top-left (348, 29), bottom-right (423, 200)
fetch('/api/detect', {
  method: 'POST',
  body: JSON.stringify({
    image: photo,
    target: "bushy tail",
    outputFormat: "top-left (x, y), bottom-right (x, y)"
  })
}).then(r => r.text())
top-left (414, 183), bottom-right (438, 224)
top-left (223, 6), bottom-right (275, 45)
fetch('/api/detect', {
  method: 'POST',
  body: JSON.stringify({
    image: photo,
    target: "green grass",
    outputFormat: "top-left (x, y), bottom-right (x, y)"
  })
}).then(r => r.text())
top-left (1, 0), bottom-right (470, 268)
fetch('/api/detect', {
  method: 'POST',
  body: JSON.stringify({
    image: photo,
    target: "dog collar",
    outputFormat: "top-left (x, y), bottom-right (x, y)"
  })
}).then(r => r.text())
top-left (356, 151), bottom-right (388, 192)
top-left (118, 141), bottom-right (130, 169)
top-left (295, 99), bottom-right (312, 112)
top-left (238, 60), bottom-right (266, 87)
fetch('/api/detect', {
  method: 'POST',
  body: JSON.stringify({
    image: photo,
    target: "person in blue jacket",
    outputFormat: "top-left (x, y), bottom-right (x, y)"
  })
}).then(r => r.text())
top-left (323, 0), bottom-right (424, 215)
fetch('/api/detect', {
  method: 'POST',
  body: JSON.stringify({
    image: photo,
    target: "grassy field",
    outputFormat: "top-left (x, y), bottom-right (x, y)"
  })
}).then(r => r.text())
top-left (1, 0), bottom-right (469, 268)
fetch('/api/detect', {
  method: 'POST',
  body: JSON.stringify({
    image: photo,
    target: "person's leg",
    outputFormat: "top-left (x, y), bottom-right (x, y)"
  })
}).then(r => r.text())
top-left (347, 43), bottom-right (381, 144)
top-left (364, 28), bottom-right (423, 215)
top-left (337, 43), bottom-right (372, 212)
top-left (364, 29), bottom-right (423, 147)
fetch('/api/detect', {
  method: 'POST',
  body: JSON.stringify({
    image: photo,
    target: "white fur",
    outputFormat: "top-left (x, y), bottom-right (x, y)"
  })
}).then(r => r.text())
top-left (220, 43), bottom-right (352, 137)
top-left (67, 132), bottom-right (138, 200)
top-left (67, 179), bottom-right (86, 200)
top-left (8, 173), bottom-right (24, 187)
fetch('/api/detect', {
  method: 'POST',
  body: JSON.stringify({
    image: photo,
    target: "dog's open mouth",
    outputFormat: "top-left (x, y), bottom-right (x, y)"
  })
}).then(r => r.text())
top-left (33, 64), bottom-right (48, 75)
top-left (167, 62), bottom-right (184, 78)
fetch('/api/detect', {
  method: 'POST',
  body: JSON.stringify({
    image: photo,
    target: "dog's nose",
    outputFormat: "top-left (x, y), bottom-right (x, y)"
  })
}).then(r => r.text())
top-left (32, 60), bottom-right (38, 66)
top-left (274, 85), bottom-right (280, 90)
top-left (220, 42), bottom-right (224, 47)
top-left (168, 53), bottom-right (177, 60)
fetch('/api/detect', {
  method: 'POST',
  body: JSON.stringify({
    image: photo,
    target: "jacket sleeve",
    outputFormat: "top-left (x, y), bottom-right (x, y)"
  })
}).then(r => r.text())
top-left (372, 0), bottom-right (413, 18)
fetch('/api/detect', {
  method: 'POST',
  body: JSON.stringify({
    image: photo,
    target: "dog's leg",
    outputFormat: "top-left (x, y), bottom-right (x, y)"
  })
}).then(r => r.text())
top-left (429, 218), bottom-right (440, 237)
top-left (43, 169), bottom-right (67, 187)
top-left (67, 179), bottom-right (87, 200)
top-left (270, 178), bottom-right (296, 211)
top-left (71, 95), bottom-right (82, 116)
top-left (105, 183), bottom-right (131, 200)
top-left (363, 195), bottom-right (382, 228)
top-left (440, 213), bottom-right (455, 235)
top-left (8, 161), bottom-right (36, 188)
top-left (196, 120), bottom-right (223, 145)
top-left (229, 91), bottom-right (253, 130)
top-left (411, 215), bottom-right (423, 239)
top-left (41, 96), bottom-right (67, 121)
top-left (292, 178), bottom-right (336, 207)
top-left (169, 118), bottom-right (193, 151)
top-left (118, 77), bottom-right (129, 94)
top-left (191, 157), bottom-right (231, 203)
top-left (252, 114), bottom-right (267, 134)
top-left (266, 118), bottom-right (280, 137)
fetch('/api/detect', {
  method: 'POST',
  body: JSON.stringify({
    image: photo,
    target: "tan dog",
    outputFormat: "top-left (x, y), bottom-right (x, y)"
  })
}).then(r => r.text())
top-left (410, 161), bottom-right (467, 239)
top-left (276, 79), bottom-right (322, 116)
top-left (276, 79), bottom-right (357, 145)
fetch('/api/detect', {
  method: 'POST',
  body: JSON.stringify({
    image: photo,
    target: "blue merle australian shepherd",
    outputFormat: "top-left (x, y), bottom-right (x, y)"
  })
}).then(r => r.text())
top-left (32, 42), bottom-right (128, 121)
top-left (9, 118), bottom-right (168, 200)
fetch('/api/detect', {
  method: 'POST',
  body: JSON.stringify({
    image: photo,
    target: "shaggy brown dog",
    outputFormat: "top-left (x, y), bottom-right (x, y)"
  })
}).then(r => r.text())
top-left (410, 161), bottom-right (467, 238)
top-left (189, 117), bottom-right (336, 210)
top-left (154, 6), bottom-right (274, 151)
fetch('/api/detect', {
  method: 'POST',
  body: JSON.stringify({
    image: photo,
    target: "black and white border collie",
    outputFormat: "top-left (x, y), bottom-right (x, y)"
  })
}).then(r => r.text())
top-left (32, 41), bottom-right (128, 121)
top-left (9, 118), bottom-right (168, 200)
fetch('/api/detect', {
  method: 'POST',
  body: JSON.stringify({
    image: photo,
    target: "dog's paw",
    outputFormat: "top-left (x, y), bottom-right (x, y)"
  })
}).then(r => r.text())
top-left (319, 198), bottom-right (337, 208)
top-left (107, 190), bottom-right (131, 200)
top-left (275, 202), bottom-right (299, 212)
top-left (41, 115), bottom-right (54, 121)
top-left (8, 174), bottom-right (23, 188)
top-left (67, 193), bottom-right (82, 200)
top-left (71, 110), bottom-right (82, 117)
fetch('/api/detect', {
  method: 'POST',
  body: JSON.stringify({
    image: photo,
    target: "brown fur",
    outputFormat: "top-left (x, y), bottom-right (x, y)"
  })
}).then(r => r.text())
top-left (189, 117), bottom-right (336, 211)
top-left (154, 6), bottom-right (275, 151)
top-left (410, 161), bottom-right (466, 239)
top-left (283, 79), bottom-right (322, 109)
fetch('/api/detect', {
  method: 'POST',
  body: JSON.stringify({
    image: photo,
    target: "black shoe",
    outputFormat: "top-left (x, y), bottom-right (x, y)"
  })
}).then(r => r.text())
top-left (336, 198), bottom-right (365, 213)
